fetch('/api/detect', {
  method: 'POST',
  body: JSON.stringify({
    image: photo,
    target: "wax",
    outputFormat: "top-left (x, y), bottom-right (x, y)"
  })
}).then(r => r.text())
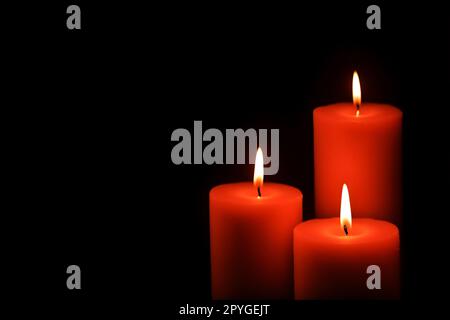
top-left (314, 103), bottom-right (402, 224)
top-left (210, 182), bottom-right (302, 299)
top-left (294, 218), bottom-right (400, 299)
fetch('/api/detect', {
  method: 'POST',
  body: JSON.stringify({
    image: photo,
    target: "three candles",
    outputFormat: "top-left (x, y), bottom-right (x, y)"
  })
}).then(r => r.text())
top-left (210, 72), bottom-right (402, 299)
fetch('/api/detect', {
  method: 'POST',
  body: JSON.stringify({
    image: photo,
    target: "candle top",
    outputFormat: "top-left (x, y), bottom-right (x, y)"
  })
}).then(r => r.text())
top-left (294, 218), bottom-right (399, 245)
top-left (210, 182), bottom-right (302, 204)
top-left (314, 103), bottom-right (402, 124)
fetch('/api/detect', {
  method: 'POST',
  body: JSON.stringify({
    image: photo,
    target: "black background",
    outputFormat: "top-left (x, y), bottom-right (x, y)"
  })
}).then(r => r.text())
top-left (4, 1), bottom-right (450, 317)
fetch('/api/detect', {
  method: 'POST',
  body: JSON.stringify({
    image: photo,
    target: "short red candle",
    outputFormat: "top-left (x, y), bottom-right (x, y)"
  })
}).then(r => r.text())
top-left (210, 182), bottom-right (302, 299)
top-left (294, 218), bottom-right (400, 299)
top-left (314, 85), bottom-right (402, 223)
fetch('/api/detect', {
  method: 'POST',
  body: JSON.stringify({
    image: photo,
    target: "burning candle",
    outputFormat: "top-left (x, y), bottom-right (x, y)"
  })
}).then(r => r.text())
top-left (210, 148), bottom-right (302, 299)
top-left (314, 72), bottom-right (402, 224)
top-left (294, 184), bottom-right (400, 299)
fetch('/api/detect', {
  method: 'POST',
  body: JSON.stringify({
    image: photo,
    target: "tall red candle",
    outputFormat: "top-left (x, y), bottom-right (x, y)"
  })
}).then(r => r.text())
top-left (294, 185), bottom-right (400, 299)
top-left (210, 149), bottom-right (302, 299)
top-left (314, 72), bottom-right (402, 224)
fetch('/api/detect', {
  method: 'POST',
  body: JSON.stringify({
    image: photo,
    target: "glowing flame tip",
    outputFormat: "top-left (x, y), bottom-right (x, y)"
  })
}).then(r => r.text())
top-left (253, 148), bottom-right (264, 193)
top-left (340, 184), bottom-right (352, 234)
top-left (352, 71), bottom-right (361, 113)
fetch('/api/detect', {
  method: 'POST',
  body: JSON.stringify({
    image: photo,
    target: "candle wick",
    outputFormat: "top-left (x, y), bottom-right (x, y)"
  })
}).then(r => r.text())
top-left (257, 186), bottom-right (261, 198)
top-left (344, 224), bottom-right (349, 236)
top-left (356, 103), bottom-right (360, 117)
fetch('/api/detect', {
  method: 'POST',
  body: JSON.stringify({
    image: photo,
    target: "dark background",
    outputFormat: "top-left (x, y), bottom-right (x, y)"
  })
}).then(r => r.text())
top-left (4, 1), bottom-right (449, 317)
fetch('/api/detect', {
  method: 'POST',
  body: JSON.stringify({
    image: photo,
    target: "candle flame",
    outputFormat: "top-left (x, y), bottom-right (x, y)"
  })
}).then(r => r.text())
top-left (253, 147), bottom-right (264, 194)
top-left (340, 184), bottom-right (352, 235)
top-left (352, 71), bottom-right (361, 116)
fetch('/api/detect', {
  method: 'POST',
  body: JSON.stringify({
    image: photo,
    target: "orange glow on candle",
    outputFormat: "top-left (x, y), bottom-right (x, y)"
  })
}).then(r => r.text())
top-left (352, 71), bottom-right (361, 116)
top-left (340, 184), bottom-right (352, 235)
top-left (253, 147), bottom-right (264, 197)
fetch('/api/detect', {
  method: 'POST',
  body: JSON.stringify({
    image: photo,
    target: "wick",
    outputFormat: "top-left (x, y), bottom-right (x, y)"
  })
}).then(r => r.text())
top-left (257, 186), bottom-right (261, 198)
top-left (343, 224), bottom-right (349, 236)
top-left (356, 103), bottom-right (360, 117)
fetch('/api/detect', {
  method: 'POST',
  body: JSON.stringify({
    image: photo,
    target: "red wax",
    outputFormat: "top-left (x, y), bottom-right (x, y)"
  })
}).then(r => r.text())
top-left (294, 218), bottom-right (400, 299)
top-left (210, 182), bottom-right (302, 299)
top-left (314, 103), bottom-right (403, 224)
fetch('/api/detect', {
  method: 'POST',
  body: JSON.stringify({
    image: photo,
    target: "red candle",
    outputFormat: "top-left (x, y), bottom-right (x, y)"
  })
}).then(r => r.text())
top-left (210, 148), bottom-right (302, 299)
top-left (314, 72), bottom-right (402, 224)
top-left (294, 184), bottom-right (400, 299)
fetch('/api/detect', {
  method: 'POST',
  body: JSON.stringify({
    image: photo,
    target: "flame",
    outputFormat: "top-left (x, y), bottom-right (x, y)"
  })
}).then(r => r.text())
top-left (253, 147), bottom-right (264, 190)
top-left (340, 184), bottom-right (352, 234)
top-left (352, 71), bottom-right (361, 116)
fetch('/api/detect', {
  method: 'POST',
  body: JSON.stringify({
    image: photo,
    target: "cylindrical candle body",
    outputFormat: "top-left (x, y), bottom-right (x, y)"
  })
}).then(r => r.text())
top-left (314, 103), bottom-right (402, 224)
top-left (294, 218), bottom-right (400, 299)
top-left (210, 182), bottom-right (302, 299)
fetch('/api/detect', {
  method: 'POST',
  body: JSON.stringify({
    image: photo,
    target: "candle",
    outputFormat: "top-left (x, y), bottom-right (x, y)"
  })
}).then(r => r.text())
top-left (210, 148), bottom-right (302, 299)
top-left (294, 184), bottom-right (400, 299)
top-left (314, 72), bottom-right (402, 224)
